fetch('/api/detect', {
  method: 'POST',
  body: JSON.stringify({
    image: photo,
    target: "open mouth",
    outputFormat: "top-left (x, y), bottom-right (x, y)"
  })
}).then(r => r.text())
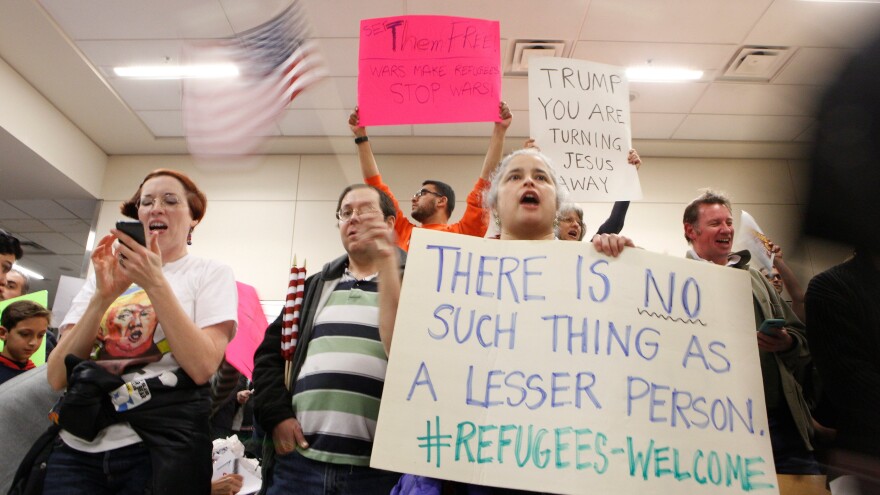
top-left (567, 229), bottom-right (579, 239)
top-left (520, 191), bottom-right (540, 206)
top-left (149, 222), bottom-right (168, 232)
top-left (128, 329), bottom-right (143, 342)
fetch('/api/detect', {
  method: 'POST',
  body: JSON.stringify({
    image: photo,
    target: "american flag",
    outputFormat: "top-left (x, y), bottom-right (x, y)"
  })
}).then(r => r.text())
top-left (281, 262), bottom-right (306, 361)
top-left (183, 1), bottom-right (325, 156)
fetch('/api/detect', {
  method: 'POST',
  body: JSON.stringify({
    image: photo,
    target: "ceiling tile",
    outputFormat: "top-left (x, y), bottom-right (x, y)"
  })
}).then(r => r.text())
top-left (407, 0), bottom-right (590, 41)
top-left (6, 200), bottom-right (77, 219)
top-left (106, 78), bottom-right (182, 111)
top-left (137, 111), bottom-right (185, 137)
top-left (631, 113), bottom-right (687, 140)
top-left (55, 199), bottom-right (99, 220)
top-left (0, 219), bottom-right (51, 233)
top-left (571, 42), bottom-right (737, 72)
top-left (23, 232), bottom-right (85, 255)
top-left (629, 82), bottom-right (708, 113)
top-left (0, 201), bottom-right (29, 220)
top-left (220, 0), bottom-right (294, 33)
top-left (43, 219), bottom-right (91, 235)
top-left (579, 0), bottom-right (773, 44)
top-left (773, 47), bottom-right (856, 86)
top-left (744, 1), bottom-right (880, 49)
top-left (691, 83), bottom-right (821, 116)
top-left (63, 255), bottom-right (87, 268)
top-left (673, 114), bottom-right (815, 141)
top-left (13, 256), bottom-right (53, 279)
top-left (63, 231), bottom-right (90, 246)
top-left (20, 254), bottom-right (82, 277)
top-left (77, 40), bottom-right (188, 67)
top-left (293, 77), bottom-right (358, 109)
top-left (304, 0), bottom-right (404, 38)
top-left (40, 0), bottom-right (235, 40)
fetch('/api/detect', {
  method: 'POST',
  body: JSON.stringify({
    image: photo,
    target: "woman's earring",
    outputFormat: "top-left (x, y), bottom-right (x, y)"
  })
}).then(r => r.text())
top-left (187, 227), bottom-right (194, 246)
top-left (493, 212), bottom-right (501, 228)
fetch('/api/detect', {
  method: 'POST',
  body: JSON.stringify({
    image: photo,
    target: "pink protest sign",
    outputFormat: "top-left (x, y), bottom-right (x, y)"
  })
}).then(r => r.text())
top-left (226, 282), bottom-right (269, 379)
top-left (358, 15), bottom-right (501, 126)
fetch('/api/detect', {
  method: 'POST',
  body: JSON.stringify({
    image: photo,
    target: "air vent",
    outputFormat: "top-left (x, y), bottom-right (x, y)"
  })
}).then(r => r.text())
top-left (507, 40), bottom-right (567, 76)
top-left (719, 46), bottom-right (795, 82)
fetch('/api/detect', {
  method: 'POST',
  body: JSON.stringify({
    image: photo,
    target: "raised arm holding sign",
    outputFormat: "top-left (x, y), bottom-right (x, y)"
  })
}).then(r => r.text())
top-left (349, 102), bottom-right (512, 251)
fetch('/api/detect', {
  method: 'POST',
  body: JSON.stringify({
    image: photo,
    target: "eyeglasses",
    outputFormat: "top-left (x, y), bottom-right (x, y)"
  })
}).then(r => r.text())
top-left (413, 189), bottom-right (443, 199)
top-left (138, 193), bottom-right (183, 209)
top-left (336, 205), bottom-right (379, 222)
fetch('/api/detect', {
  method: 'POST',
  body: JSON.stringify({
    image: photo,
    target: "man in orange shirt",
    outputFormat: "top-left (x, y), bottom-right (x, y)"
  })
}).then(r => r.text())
top-left (348, 102), bottom-right (512, 251)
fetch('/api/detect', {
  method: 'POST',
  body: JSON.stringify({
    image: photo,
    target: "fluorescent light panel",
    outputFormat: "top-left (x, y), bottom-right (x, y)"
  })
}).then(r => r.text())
top-left (113, 64), bottom-right (239, 79)
top-left (13, 264), bottom-right (45, 281)
top-left (626, 67), bottom-right (703, 82)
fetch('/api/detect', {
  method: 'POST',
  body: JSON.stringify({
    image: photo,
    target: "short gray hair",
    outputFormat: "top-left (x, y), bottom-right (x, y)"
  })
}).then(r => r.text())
top-left (555, 204), bottom-right (586, 240)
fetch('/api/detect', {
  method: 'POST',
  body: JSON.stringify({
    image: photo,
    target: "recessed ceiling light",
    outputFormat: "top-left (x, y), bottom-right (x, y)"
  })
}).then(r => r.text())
top-left (626, 67), bottom-right (704, 82)
top-left (113, 64), bottom-right (239, 80)
top-left (13, 264), bottom-right (45, 281)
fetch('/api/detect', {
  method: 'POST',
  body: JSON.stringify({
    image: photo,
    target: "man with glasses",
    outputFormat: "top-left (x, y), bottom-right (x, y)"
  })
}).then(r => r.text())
top-left (254, 184), bottom-right (406, 495)
top-left (349, 101), bottom-right (512, 250)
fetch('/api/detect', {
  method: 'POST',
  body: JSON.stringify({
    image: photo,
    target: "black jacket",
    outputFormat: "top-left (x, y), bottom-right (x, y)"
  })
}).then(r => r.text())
top-left (57, 356), bottom-right (213, 495)
top-left (253, 249), bottom-right (406, 434)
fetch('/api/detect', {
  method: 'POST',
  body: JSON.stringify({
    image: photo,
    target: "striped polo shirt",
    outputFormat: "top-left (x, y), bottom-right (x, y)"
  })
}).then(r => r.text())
top-left (292, 274), bottom-right (388, 465)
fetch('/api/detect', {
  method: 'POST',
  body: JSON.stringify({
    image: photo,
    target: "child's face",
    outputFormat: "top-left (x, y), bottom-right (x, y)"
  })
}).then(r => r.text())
top-left (0, 317), bottom-right (49, 363)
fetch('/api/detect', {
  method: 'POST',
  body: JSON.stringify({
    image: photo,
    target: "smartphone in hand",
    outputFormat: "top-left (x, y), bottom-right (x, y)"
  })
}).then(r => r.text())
top-left (758, 318), bottom-right (785, 335)
top-left (115, 220), bottom-right (147, 247)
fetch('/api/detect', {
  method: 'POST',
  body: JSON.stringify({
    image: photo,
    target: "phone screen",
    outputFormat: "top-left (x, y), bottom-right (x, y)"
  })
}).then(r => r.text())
top-left (758, 318), bottom-right (785, 335)
top-left (115, 220), bottom-right (146, 247)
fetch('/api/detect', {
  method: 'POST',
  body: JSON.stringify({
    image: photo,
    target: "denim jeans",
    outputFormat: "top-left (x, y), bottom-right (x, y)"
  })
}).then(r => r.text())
top-left (42, 441), bottom-right (152, 495)
top-left (266, 450), bottom-right (399, 495)
top-left (768, 409), bottom-right (821, 474)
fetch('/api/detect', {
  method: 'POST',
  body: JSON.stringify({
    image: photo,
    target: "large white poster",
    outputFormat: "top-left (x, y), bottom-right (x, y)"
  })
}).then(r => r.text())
top-left (372, 229), bottom-right (777, 495)
top-left (528, 57), bottom-right (641, 202)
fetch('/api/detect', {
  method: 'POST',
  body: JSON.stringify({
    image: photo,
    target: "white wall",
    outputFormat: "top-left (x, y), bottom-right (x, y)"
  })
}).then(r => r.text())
top-left (0, 56), bottom-right (107, 197)
top-left (98, 153), bottom-right (852, 302)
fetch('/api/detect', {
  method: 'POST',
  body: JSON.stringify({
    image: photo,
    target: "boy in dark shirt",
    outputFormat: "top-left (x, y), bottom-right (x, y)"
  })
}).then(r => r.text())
top-left (0, 300), bottom-right (50, 385)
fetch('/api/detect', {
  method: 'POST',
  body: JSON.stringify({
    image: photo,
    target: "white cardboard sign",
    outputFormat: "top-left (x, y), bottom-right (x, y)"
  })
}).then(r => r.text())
top-left (372, 229), bottom-right (777, 495)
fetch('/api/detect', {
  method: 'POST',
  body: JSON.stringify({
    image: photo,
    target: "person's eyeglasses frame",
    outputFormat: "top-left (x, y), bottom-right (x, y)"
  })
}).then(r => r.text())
top-left (336, 205), bottom-right (380, 222)
top-left (413, 188), bottom-right (444, 200)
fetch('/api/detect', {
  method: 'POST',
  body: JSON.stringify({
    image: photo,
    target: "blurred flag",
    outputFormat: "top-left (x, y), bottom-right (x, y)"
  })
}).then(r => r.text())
top-left (739, 210), bottom-right (774, 271)
top-left (183, 1), bottom-right (325, 156)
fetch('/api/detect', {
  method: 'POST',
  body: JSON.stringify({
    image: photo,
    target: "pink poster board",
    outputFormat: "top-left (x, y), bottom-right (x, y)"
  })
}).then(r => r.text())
top-left (226, 282), bottom-right (269, 379)
top-left (358, 15), bottom-right (501, 126)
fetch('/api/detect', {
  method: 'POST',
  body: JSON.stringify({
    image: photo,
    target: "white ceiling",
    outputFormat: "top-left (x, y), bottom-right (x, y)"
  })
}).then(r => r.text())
top-left (1, 0), bottom-right (880, 301)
